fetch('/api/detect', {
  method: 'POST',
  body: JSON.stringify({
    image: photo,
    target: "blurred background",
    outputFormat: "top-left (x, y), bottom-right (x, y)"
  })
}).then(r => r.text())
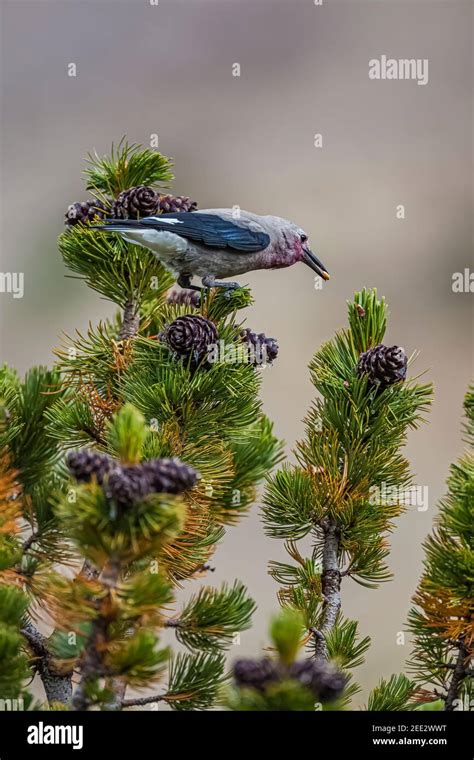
top-left (1, 0), bottom-right (472, 704)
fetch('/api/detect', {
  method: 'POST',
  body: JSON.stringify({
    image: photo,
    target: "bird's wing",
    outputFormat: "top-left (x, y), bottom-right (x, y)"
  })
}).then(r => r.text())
top-left (94, 212), bottom-right (270, 253)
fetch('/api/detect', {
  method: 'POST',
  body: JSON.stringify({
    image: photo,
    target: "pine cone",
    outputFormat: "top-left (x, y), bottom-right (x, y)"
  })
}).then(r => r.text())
top-left (161, 315), bottom-right (218, 361)
top-left (111, 185), bottom-right (159, 219)
top-left (233, 658), bottom-right (280, 692)
top-left (158, 194), bottom-right (198, 214)
top-left (143, 457), bottom-right (199, 494)
top-left (106, 465), bottom-right (152, 508)
top-left (289, 659), bottom-right (347, 702)
top-left (67, 449), bottom-right (112, 484)
top-left (240, 328), bottom-right (279, 365)
top-left (65, 200), bottom-right (107, 226)
top-left (166, 287), bottom-right (201, 308)
top-left (357, 344), bottom-right (407, 388)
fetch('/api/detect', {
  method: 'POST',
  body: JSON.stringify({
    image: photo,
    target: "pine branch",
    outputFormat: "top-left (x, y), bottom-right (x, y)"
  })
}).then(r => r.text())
top-left (165, 651), bottom-right (227, 710)
top-left (84, 138), bottom-right (173, 196)
top-left (122, 694), bottom-right (164, 707)
top-left (72, 557), bottom-right (121, 711)
top-left (314, 521), bottom-right (341, 660)
top-left (168, 581), bottom-right (255, 652)
top-left (21, 621), bottom-right (73, 706)
top-left (367, 674), bottom-right (416, 711)
top-left (118, 299), bottom-right (140, 340)
top-left (444, 643), bottom-right (470, 711)
top-left (21, 530), bottom-right (41, 554)
top-left (264, 289), bottom-right (432, 687)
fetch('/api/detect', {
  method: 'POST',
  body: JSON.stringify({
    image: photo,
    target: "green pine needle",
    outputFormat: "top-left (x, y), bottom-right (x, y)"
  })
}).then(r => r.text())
top-left (166, 651), bottom-right (227, 710)
top-left (367, 674), bottom-right (416, 711)
top-left (84, 138), bottom-right (174, 196)
top-left (172, 581), bottom-right (255, 651)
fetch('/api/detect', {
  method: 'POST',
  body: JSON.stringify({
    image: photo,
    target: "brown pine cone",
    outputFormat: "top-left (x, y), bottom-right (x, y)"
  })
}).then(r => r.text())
top-left (357, 344), bottom-right (407, 388)
top-left (161, 315), bottom-right (218, 362)
top-left (111, 185), bottom-right (160, 219)
top-left (158, 194), bottom-right (198, 214)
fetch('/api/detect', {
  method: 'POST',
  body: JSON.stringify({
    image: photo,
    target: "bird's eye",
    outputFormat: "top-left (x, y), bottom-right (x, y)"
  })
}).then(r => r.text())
top-left (300, 234), bottom-right (308, 243)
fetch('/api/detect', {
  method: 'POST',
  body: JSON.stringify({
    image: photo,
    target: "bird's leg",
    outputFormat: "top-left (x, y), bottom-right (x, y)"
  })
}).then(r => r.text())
top-left (177, 274), bottom-right (202, 292)
top-left (201, 275), bottom-right (241, 291)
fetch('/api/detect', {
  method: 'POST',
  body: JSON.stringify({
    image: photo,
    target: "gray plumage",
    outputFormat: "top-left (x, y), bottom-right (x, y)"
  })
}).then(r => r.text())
top-left (92, 208), bottom-right (330, 290)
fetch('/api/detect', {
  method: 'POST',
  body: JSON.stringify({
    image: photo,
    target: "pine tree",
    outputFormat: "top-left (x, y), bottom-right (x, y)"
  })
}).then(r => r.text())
top-left (0, 139), bottom-right (282, 710)
top-left (0, 400), bottom-right (32, 708)
top-left (407, 384), bottom-right (473, 711)
top-left (262, 289), bottom-right (432, 706)
top-left (0, 370), bottom-right (75, 705)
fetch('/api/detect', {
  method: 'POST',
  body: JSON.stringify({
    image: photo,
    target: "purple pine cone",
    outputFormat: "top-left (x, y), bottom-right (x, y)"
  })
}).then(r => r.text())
top-left (142, 457), bottom-right (199, 495)
top-left (67, 449), bottom-right (112, 484)
top-left (65, 200), bottom-right (107, 226)
top-left (233, 658), bottom-right (280, 692)
top-left (158, 194), bottom-right (198, 214)
top-left (106, 465), bottom-right (152, 508)
top-left (240, 328), bottom-right (279, 365)
top-left (289, 659), bottom-right (347, 702)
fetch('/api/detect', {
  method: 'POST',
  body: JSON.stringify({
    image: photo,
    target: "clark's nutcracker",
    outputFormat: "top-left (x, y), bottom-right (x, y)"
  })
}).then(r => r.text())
top-left (92, 209), bottom-right (330, 290)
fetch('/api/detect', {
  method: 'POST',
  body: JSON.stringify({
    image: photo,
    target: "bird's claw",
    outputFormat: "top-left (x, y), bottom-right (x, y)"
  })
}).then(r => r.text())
top-left (201, 276), bottom-right (242, 296)
top-left (222, 282), bottom-right (242, 299)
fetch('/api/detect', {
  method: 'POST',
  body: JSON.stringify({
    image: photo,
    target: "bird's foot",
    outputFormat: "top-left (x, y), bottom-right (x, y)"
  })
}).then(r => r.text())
top-left (201, 276), bottom-right (242, 296)
top-left (177, 274), bottom-right (202, 292)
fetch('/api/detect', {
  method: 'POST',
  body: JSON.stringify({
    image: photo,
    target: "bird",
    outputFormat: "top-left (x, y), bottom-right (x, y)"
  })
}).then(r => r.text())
top-left (91, 208), bottom-right (330, 291)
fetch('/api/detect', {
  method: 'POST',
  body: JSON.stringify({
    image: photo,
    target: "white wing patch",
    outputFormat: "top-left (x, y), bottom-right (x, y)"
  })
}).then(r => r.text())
top-left (119, 229), bottom-right (187, 256)
top-left (153, 217), bottom-right (183, 225)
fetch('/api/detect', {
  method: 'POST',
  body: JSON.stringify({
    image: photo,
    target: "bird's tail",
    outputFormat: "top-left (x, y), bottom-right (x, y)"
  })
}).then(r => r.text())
top-left (90, 219), bottom-right (151, 232)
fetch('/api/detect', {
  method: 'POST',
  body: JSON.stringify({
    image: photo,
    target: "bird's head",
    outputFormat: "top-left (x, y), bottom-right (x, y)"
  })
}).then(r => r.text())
top-left (262, 216), bottom-right (330, 281)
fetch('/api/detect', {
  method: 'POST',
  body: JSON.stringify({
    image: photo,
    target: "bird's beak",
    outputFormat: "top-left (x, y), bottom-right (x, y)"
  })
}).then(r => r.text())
top-left (302, 248), bottom-right (330, 280)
